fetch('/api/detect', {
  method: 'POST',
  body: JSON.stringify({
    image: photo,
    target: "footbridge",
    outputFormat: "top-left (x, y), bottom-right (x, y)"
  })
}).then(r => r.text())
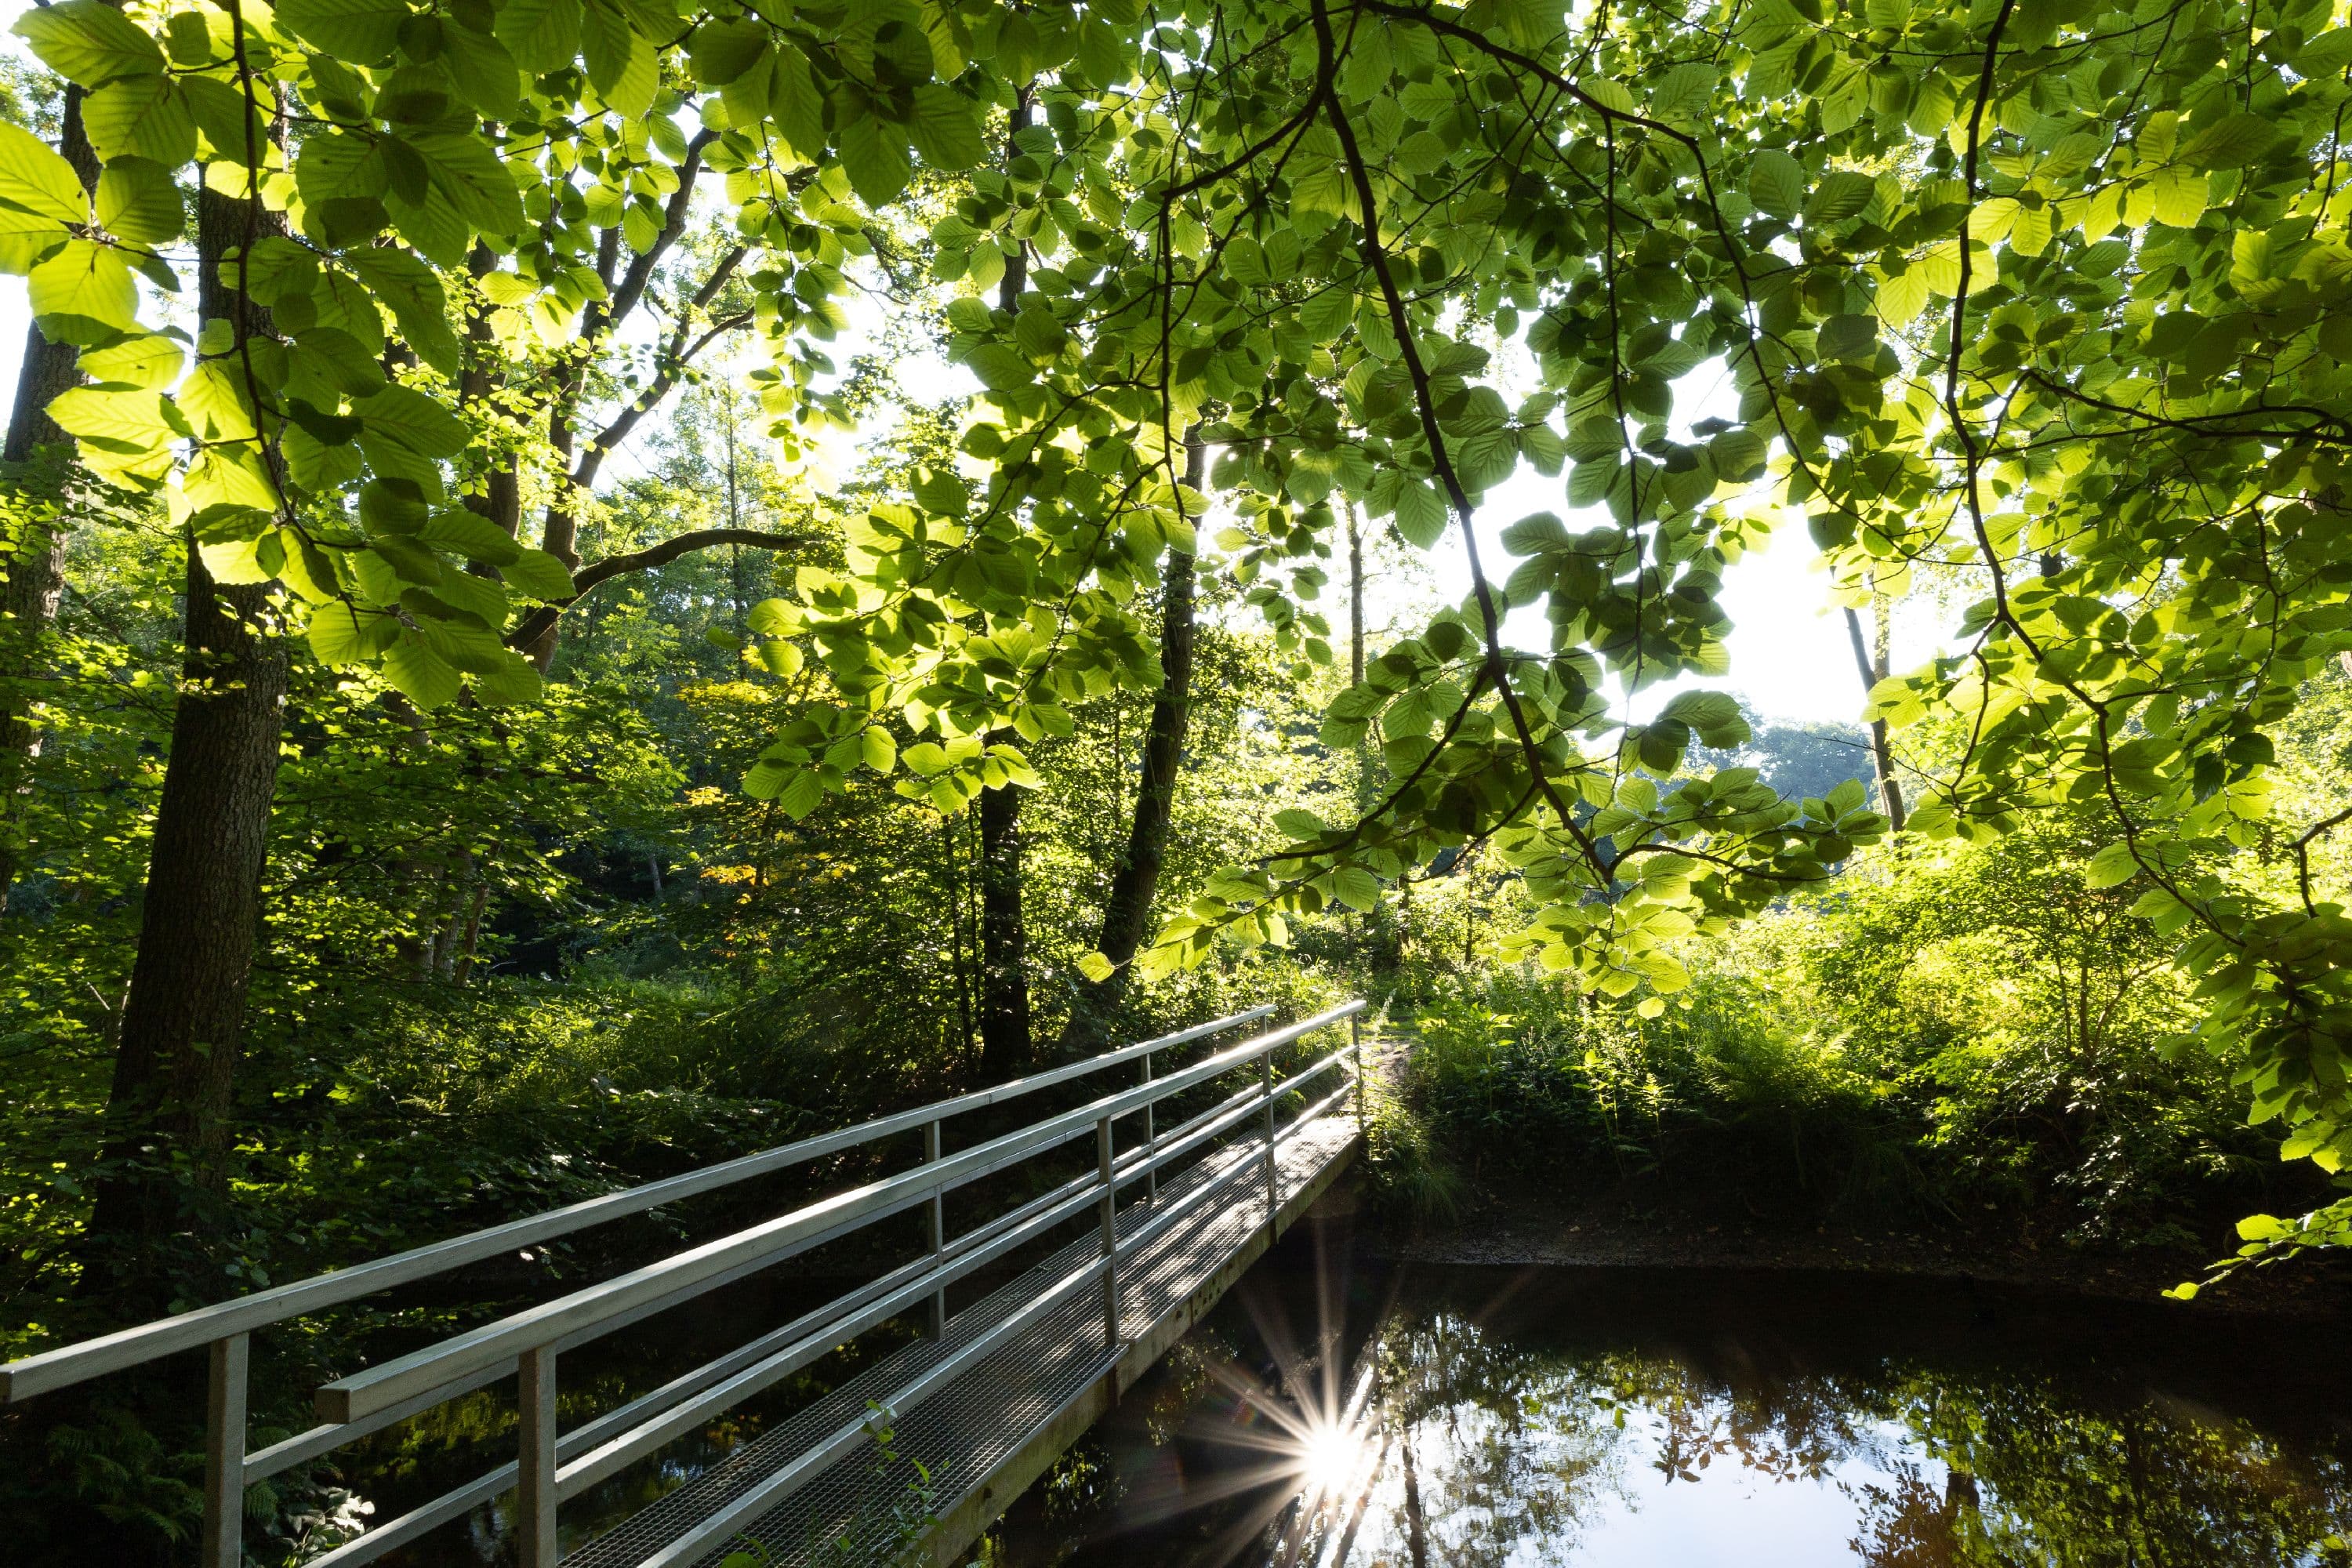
top-left (3, 1000), bottom-right (1373, 1566)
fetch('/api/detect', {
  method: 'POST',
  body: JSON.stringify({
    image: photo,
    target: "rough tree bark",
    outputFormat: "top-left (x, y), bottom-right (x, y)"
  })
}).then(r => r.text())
top-left (0, 82), bottom-right (99, 914)
top-left (976, 89), bottom-right (1037, 1083)
top-left (1842, 597), bottom-right (1905, 832)
top-left (1056, 434), bottom-right (1205, 1054)
top-left (88, 182), bottom-right (293, 1246)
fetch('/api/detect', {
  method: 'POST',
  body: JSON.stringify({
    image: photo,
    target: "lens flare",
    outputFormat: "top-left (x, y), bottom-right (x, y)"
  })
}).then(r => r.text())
top-left (1296, 1419), bottom-right (1363, 1499)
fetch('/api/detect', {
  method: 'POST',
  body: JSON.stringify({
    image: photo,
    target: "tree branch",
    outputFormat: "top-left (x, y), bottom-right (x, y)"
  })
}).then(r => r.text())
top-left (504, 528), bottom-right (806, 652)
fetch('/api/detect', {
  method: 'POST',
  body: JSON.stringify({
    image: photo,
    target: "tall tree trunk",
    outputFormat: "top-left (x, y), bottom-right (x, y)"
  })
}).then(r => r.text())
top-left (87, 181), bottom-right (292, 1248)
top-left (975, 89), bottom-right (1036, 1083)
top-left (1058, 434), bottom-right (1205, 1054)
top-left (0, 82), bottom-right (100, 914)
top-left (1842, 601), bottom-right (1905, 831)
top-left (976, 765), bottom-right (1031, 1080)
top-left (459, 241), bottom-right (520, 543)
top-left (1347, 502), bottom-right (1365, 688)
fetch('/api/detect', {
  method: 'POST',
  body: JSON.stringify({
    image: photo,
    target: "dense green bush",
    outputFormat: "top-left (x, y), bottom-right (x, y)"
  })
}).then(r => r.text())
top-left (1388, 815), bottom-right (2314, 1246)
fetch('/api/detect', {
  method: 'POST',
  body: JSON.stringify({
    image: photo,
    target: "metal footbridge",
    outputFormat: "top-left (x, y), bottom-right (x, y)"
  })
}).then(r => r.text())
top-left (3, 1000), bottom-right (1372, 1566)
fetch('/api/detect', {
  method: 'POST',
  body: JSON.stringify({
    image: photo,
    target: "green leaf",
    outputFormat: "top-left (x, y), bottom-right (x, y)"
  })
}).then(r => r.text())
top-left (2180, 111), bottom-right (2278, 170)
top-left (356, 383), bottom-right (466, 460)
top-left (96, 157), bottom-right (182, 245)
top-left (837, 114), bottom-right (913, 207)
top-left (445, 24), bottom-right (523, 117)
top-left (1076, 951), bottom-right (1116, 983)
top-left (1805, 170), bottom-right (1875, 224)
top-left (495, 0), bottom-right (583, 72)
top-left (500, 549), bottom-right (575, 603)
top-left (405, 132), bottom-right (524, 238)
top-left (0, 123), bottom-right (90, 227)
top-left (83, 76), bottom-right (194, 165)
top-left (470, 652), bottom-right (544, 705)
top-left (29, 239), bottom-right (140, 342)
top-left (307, 602), bottom-right (390, 665)
top-left (341, 246), bottom-right (463, 376)
top-left (909, 85), bottom-right (985, 170)
top-left (274, 0), bottom-right (412, 63)
top-left (1748, 148), bottom-right (1806, 220)
top-left (1393, 479), bottom-right (1447, 548)
top-left (78, 332), bottom-right (183, 389)
top-left (964, 343), bottom-right (1033, 393)
top-left (777, 766), bottom-right (825, 818)
top-left (691, 17), bottom-right (768, 82)
top-left (861, 726), bottom-right (897, 774)
top-left (2084, 841), bottom-right (2142, 888)
top-left (13, 1), bottom-right (166, 88)
top-left (1332, 865), bottom-right (1382, 910)
top-left (416, 507), bottom-right (522, 564)
top-left (383, 633), bottom-right (462, 708)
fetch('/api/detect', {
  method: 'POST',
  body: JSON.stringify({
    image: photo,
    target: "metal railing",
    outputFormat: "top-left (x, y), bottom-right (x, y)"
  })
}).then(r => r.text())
top-left (2, 1000), bottom-right (1368, 1568)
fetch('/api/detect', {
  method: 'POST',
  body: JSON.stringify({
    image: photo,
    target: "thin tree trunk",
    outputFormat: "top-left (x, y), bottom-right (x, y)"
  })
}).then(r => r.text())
top-left (1347, 502), bottom-right (1365, 688)
top-left (1057, 433), bottom-right (1204, 1054)
top-left (459, 241), bottom-right (520, 543)
top-left (87, 181), bottom-right (292, 1248)
top-left (0, 82), bottom-right (99, 913)
top-left (976, 752), bottom-right (1032, 1080)
top-left (1842, 603), bottom-right (1905, 831)
top-left (976, 89), bottom-right (1036, 1083)
top-left (945, 815), bottom-right (977, 1071)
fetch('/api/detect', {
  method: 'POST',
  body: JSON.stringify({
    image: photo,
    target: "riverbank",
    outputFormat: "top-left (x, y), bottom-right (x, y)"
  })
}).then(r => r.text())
top-left (1366, 1182), bottom-right (2352, 1319)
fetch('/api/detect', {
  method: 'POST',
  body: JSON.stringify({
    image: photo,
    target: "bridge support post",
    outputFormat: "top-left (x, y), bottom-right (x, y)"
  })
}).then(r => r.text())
top-left (1261, 1052), bottom-right (1277, 1233)
top-left (1352, 1013), bottom-right (1365, 1134)
top-left (1095, 1116), bottom-right (1120, 1352)
top-left (925, 1119), bottom-right (947, 1338)
top-left (1141, 1051), bottom-right (1156, 1203)
top-left (201, 1334), bottom-right (248, 1568)
top-left (518, 1345), bottom-right (558, 1568)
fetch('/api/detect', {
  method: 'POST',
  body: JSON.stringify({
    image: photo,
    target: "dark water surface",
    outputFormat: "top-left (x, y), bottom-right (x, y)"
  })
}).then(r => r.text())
top-left (350, 1211), bottom-right (2352, 1566)
top-left (986, 1218), bottom-right (2352, 1567)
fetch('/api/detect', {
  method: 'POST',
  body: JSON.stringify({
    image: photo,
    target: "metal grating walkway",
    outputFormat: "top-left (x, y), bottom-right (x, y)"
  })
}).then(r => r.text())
top-left (564, 1110), bottom-right (1358, 1568)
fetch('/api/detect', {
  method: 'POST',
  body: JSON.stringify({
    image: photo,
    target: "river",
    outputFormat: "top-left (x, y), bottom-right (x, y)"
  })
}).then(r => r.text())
top-left (986, 1225), bottom-right (2352, 1566)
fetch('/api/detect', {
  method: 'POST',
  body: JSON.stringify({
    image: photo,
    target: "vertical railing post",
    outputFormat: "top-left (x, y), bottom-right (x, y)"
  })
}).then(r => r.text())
top-left (1352, 1011), bottom-right (1366, 1134)
top-left (1095, 1114), bottom-right (1121, 1352)
top-left (1142, 1048), bottom-right (1158, 1203)
top-left (517, 1345), bottom-right (558, 1568)
top-left (924, 1118), bottom-right (947, 1338)
top-left (202, 1334), bottom-right (249, 1568)
top-left (1261, 1047), bottom-right (1278, 1229)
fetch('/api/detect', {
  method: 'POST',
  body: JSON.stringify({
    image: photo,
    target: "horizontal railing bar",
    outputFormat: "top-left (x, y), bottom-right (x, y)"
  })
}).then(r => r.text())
top-left (317, 1074), bottom-right (1364, 1568)
top-left (256, 1069), bottom-right (1289, 1485)
top-left (317, 1003), bottom-right (1363, 1424)
top-left (303, 1458), bottom-right (514, 1568)
top-left (557, 1139), bottom-right (1123, 1498)
top-left (556, 1055), bottom-right (1356, 1501)
top-left (1, 1004), bottom-right (1277, 1403)
top-left (630, 1075), bottom-right (1362, 1568)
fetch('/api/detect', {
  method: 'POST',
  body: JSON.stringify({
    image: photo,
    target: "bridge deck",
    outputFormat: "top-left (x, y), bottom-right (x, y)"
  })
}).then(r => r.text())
top-left (564, 1109), bottom-right (1358, 1568)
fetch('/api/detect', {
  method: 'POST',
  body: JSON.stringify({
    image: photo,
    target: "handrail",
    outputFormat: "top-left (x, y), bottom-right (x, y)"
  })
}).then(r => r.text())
top-left (0, 1003), bottom-right (1276, 1403)
top-left (3, 997), bottom-right (1367, 1568)
top-left (314, 1002), bottom-right (1364, 1422)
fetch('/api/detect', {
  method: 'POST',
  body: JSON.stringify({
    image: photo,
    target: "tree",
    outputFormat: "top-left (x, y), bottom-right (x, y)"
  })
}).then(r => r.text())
top-left (2, 0), bottom-right (2347, 1265)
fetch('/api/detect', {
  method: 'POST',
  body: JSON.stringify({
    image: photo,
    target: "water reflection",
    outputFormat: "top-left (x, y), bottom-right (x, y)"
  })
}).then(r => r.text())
top-left (991, 1261), bottom-right (2352, 1568)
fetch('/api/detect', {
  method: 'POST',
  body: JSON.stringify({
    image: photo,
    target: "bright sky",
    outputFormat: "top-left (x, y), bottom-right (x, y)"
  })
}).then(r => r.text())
top-left (0, 2), bottom-right (1951, 733)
